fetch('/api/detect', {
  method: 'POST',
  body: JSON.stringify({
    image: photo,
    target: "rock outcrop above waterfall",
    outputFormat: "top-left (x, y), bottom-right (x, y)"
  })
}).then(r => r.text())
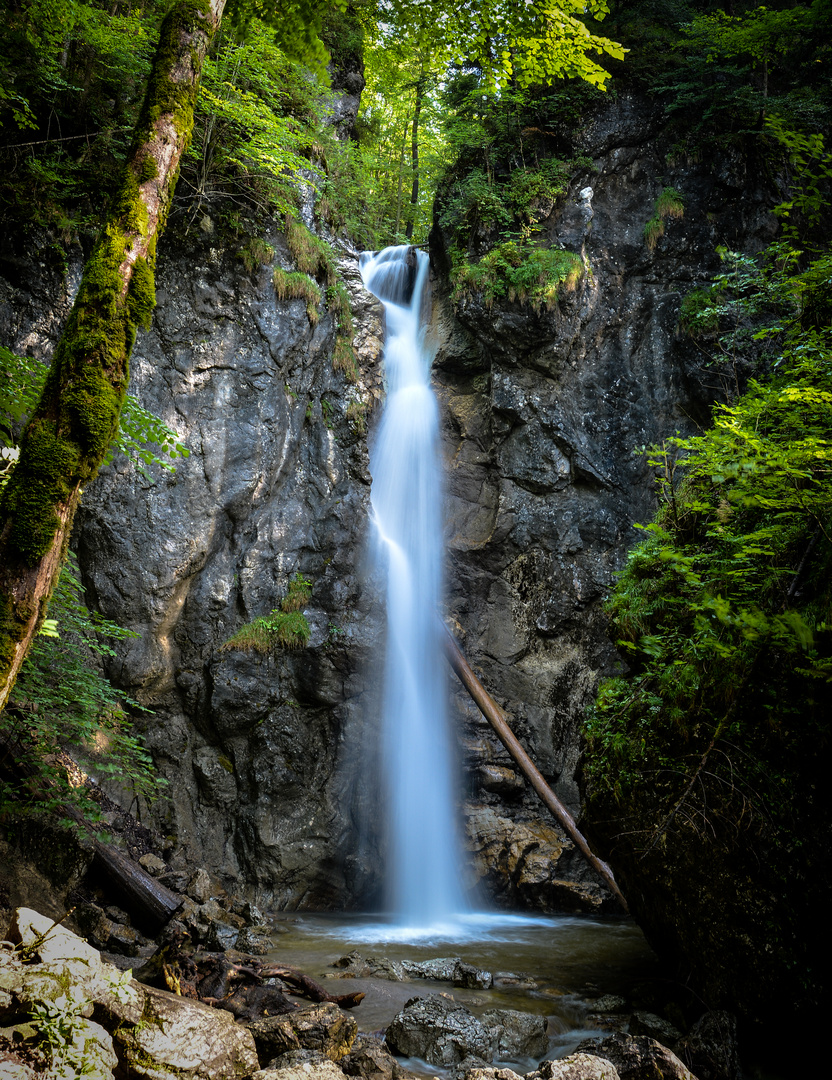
top-left (430, 91), bottom-right (778, 911)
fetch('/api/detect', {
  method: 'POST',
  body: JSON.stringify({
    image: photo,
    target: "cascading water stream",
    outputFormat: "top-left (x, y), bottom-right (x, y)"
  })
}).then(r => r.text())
top-left (360, 245), bottom-right (467, 931)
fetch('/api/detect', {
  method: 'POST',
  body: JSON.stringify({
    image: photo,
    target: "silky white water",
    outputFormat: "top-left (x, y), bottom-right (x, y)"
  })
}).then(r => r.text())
top-left (360, 245), bottom-right (467, 932)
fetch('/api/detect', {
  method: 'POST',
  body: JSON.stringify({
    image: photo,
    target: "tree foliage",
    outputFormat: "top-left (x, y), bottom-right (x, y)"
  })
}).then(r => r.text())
top-left (0, 551), bottom-right (164, 823)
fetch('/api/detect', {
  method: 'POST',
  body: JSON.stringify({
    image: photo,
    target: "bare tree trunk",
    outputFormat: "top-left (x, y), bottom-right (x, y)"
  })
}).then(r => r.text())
top-left (441, 625), bottom-right (629, 913)
top-left (394, 116), bottom-right (409, 240)
top-left (0, 0), bottom-right (227, 711)
top-left (404, 73), bottom-right (424, 242)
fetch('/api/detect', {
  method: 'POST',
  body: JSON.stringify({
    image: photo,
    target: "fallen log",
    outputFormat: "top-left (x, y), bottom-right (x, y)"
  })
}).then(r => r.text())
top-left (260, 964), bottom-right (366, 1009)
top-left (92, 839), bottom-right (182, 931)
top-left (441, 624), bottom-right (629, 914)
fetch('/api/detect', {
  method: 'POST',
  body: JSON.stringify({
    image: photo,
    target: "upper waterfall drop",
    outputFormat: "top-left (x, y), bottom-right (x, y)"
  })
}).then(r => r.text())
top-left (360, 245), bottom-right (467, 932)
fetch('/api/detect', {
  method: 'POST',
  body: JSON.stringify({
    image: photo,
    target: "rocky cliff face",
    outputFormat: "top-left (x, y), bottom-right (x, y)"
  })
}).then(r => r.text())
top-left (0, 91), bottom-right (776, 916)
top-left (432, 91), bottom-right (777, 912)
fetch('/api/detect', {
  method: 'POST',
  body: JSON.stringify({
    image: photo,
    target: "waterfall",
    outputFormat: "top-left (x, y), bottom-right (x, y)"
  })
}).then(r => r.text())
top-left (360, 245), bottom-right (467, 930)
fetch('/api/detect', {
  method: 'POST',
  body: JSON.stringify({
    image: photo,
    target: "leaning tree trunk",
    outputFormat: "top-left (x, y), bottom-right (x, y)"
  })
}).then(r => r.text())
top-left (404, 73), bottom-right (424, 242)
top-left (0, 0), bottom-right (227, 711)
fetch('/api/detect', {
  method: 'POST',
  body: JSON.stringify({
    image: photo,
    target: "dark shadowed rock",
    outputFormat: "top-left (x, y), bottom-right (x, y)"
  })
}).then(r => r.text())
top-left (248, 1002), bottom-right (357, 1062)
top-left (629, 1012), bottom-right (682, 1046)
top-left (480, 1009), bottom-right (549, 1058)
top-left (675, 1012), bottom-right (741, 1080)
top-left (385, 995), bottom-right (493, 1066)
top-left (575, 1033), bottom-right (698, 1080)
top-left (341, 1035), bottom-right (422, 1080)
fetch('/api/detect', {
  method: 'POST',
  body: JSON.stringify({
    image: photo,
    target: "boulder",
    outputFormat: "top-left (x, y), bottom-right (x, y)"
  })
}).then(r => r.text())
top-left (0, 1045), bottom-right (38, 1080)
top-left (252, 1059), bottom-right (349, 1080)
top-left (3, 908), bottom-right (259, 1080)
top-left (481, 1009), bottom-right (549, 1058)
top-left (629, 1012), bottom-right (682, 1047)
top-left (139, 853), bottom-right (167, 876)
top-left (48, 1016), bottom-right (118, 1080)
top-left (463, 1070), bottom-right (525, 1080)
top-left (531, 1054), bottom-right (622, 1080)
top-left (675, 1012), bottom-right (741, 1080)
top-left (403, 957), bottom-right (493, 989)
top-left (590, 997), bottom-right (627, 1014)
top-left (385, 994), bottom-right (493, 1066)
top-left (187, 868), bottom-right (213, 903)
top-left (247, 1014), bottom-right (303, 1060)
top-left (493, 973), bottom-right (539, 991)
top-left (236, 925), bottom-right (273, 954)
top-left (449, 1054), bottom-right (492, 1080)
top-left (341, 1037), bottom-right (421, 1080)
top-left (249, 1002), bottom-right (358, 1062)
top-left (332, 953), bottom-right (408, 981)
top-left (575, 1034), bottom-right (698, 1080)
top-left (114, 983), bottom-right (259, 1079)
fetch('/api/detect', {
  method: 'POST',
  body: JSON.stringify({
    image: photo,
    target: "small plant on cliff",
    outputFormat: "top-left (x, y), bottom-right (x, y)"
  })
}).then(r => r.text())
top-left (273, 267), bottom-right (322, 325)
top-left (451, 241), bottom-right (583, 311)
top-left (643, 187), bottom-right (685, 250)
top-left (221, 575), bottom-right (313, 653)
top-left (282, 573), bottom-right (313, 612)
top-left (240, 238), bottom-right (275, 273)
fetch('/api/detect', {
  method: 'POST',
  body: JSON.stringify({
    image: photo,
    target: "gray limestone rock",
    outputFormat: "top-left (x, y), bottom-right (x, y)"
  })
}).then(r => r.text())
top-left (530, 1056), bottom-right (621, 1080)
top-left (480, 1009), bottom-right (549, 1058)
top-left (249, 1002), bottom-right (358, 1063)
top-left (0, 85), bottom-right (778, 917)
top-left (138, 853), bottom-right (167, 876)
top-left (575, 1034), bottom-right (698, 1080)
top-left (236, 925), bottom-right (273, 954)
top-left (385, 994), bottom-right (493, 1066)
top-left (252, 1062), bottom-right (348, 1080)
top-left (187, 868), bottom-right (213, 904)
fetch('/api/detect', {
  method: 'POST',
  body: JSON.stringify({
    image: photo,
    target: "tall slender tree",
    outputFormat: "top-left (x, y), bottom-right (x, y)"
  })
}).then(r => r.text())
top-left (0, 0), bottom-right (227, 710)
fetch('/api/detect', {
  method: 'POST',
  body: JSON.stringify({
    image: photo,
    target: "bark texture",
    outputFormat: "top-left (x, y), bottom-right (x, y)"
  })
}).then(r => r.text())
top-left (0, 0), bottom-right (226, 710)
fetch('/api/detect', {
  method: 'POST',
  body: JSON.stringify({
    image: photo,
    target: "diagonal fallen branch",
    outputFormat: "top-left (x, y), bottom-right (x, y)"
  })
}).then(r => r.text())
top-left (441, 624), bottom-right (629, 914)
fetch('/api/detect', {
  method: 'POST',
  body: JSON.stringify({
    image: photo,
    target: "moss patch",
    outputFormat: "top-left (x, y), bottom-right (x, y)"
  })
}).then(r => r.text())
top-left (273, 268), bottom-right (322, 325)
top-left (644, 187), bottom-right (685, 251)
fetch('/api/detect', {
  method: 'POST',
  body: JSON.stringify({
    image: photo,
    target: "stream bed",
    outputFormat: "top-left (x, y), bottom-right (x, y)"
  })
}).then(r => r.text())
top-left (266, 911), bottom-right (660, 1075)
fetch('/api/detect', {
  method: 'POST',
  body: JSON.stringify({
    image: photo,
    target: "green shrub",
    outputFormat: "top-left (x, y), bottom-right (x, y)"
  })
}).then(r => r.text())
top-left (0, 554), bottom-right (162, 822)
top-left (281, 573), bottom-right (312, 613)
top-left (346, 399), bottom-right (368, 434)
top-left (240, 238), bottom-right (275, 273)
top-left (273, 268), bottom-right (322, 325)
top-left (678, 286), bottom-right (722, 337)
top-left (644, 187), bottom-right (685, 250)
top-left (221, 575), bottom-right (313, 653)
top-left (285, 218), bottom-right (338, 286)
top-left (451, 241), bottom-right (583, 311)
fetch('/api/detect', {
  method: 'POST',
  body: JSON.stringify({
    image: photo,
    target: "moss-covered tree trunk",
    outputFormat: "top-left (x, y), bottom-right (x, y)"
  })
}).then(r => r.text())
top-left (0, 0), bottom-right (227, 712)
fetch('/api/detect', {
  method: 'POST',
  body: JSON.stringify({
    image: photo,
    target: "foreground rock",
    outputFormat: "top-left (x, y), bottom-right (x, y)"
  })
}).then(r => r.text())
top-left (248, 1002), bottom-right (357, 1063)
top-left (533, 1056), bottom-right (621, 1080)
top-left (481, 1008), bottom-right (548, 1058)
top-left (674, 1012), bottom-right (741, 1080)
top-left (575, 1033), bottom-right (698, 1080)
top-left (385, 994), bottom-right (493, 1065)
top-left (1, 908), bottom-right (259, 1080)
top-left (252, 1059), bottom-right (349, 1080)
top-left (341, 1034), bottom-right (421, 1080)
top-left (333, 952), bottom-right (493, 989)
top-left (458, 1055), bottom-right (622, 1080)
